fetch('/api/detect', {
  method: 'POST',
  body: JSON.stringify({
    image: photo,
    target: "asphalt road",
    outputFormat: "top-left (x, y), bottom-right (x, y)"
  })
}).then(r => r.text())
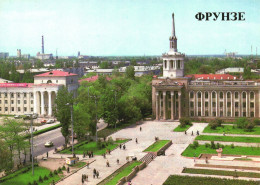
top-left (33, 127), bottom-right (64, 157)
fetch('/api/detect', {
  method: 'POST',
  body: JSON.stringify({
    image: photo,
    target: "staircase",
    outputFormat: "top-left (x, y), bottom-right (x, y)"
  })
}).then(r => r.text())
top-left (140, 153), bottom-right (157, 165)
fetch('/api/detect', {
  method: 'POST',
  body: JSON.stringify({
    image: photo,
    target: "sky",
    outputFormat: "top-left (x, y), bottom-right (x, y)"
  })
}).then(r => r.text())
top-left (0, 0), bottom-right (260, 56)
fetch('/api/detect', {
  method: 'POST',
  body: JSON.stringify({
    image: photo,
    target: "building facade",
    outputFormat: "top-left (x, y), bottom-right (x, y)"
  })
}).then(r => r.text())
top-left (152, 13), bottom-right (260, 121)
top-left (0, 70), bottom-right (78, 117)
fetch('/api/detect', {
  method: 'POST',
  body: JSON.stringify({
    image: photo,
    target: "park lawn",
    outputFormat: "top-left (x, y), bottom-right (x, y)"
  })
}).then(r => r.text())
top-left (70, 161), bottom-right (86, 168)
top-left (106, 161), bottom-right (142, 185)
top-left (203, 125), bottom-right (260, 135)
top-left (183, 168), bottom-right (260, 178)
top-left (1, 166), bottom-right (61, 185)
top-left (163, 175), bottom-right (259, 185)
top-left (195, 135), bottom-right (260, 143)
top-left (60, 140), bottom-right (128, 155)
top-left (173, 124), bottom-right (192, 132)
top-left (182, 144), bottom-right (260, 157)
top-left (144, 140), bottom-right (171, 152)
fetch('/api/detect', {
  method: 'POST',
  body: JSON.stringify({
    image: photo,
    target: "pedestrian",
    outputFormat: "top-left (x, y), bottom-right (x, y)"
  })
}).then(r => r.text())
top-left (91, 151), bottom-right (94, 158)
top-left (93, 168), bottom-right (96, 175)
top-left (128, 180), bottom-right (132, 185)
top-left (140, 126), bottom-right (142, 131)
top-left (119, 144), bottom-right (122, 149)
top-left (194, 157), bottom-right (196, 163)
top-left (117, 158), bottom-right (119, 164)
top-left (191, 131), bottom-right (193, 136)
top-left (86, 162), bottom-right (89, 169)
top-left (106, 160), bottom-right (110, 167)
top-left (184, 130), bottom-right (187, 135)
top-left (136, 138), bottom-right (138, 144)
top-left (86, 174), bottom-right (88, 181)
top-left (83, 152), bottom-right (85, 158)
top-left (205, 156), bottom-right (208, 164)
top-left (108, 149), bottom-right (111, 154)
top-left (67, 167), bottom-right (70, 173)
top-left (82, 174), bottom-right (84, 184)
top-left (123, 145), bottom-right (126, 150)
top-left (223, 132), bottom-right (225, 136)
top-left (96, 171), bottom-right (99, 178)
top-left (103, 153), bottom-right (106, 159)
top-left (197, 130), bottom-right (199, 135)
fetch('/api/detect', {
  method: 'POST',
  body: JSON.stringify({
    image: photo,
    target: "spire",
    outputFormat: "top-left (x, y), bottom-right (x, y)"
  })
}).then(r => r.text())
top-left (172, 13), bottom-right (176, 37)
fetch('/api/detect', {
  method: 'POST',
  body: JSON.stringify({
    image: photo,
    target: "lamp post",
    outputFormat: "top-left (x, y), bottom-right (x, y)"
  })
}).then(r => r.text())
top-left (66, 103), bottom-right (74, 155)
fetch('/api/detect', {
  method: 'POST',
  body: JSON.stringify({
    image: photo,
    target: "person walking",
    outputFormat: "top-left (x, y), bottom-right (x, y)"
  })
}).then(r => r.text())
top-left (117, 158), bottom-right (119, 164)
top-left (106, 160), bottom-right (110, 167)
top-left (96, 171), bottom-right (99, 178)
top-left (191, 131), bottom-right (194, 136)
top-left (184, 131), bottom-right (187, 135)
top-left (119, 144), bottom-right (122, 149)
top-left (140, 126), bottom-right (142, 131)
top-left (123, 145), bottom-right (126, 150)
top-left (136, 138), bottom-right (138, 144)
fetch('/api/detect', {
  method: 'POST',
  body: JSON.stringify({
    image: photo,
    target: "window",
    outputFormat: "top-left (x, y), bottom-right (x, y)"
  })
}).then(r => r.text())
top-left (47, 80), bottom-right (52, 84)
top-left (0, 92), bottom-right (1, 97)
top-left (5, 100), bottom-right (8, 104)
top-left (235, 92), bottom-right (239, 99)
top-left (220, 92), bottom-right (223, 99)
top-left (190, 111), bottom-right (194, 117)
top-left (243, 112), bottom-right (246, 117)
top-left (18, 100), bottom-right (20, 104)
top-left (0, 100), bottom-right (1, 104)
top-left (5, 93), bottom-right (7, 98)
top-left (212, 92), bottom-right (216, 99)
top-left (213, 102), bottom-right (216, 107)
top-left (243, 103), bottom-right (246, 108)
top-left (250, 102), bottom-right (254, 108)
top-left (177, 60), bottom-right (181, 69)
top-left (227, 92), bottom-right (231, 98)
top-left (24, 100), bottom-right (27, 104)
top-left (227, 102), bottom-right (231, 107)
top-left (17, 93), bottom-right (20, 98)
top-left (164, 61), bottom-right (167, 69)
top-left (213, 112), bottom-right (216, 116)
top-left (175, 93), bottom-right (178, 99)
top-left (11, 100), bottom-right (14, 104)
top-left (198, 102), bottom-right (201, 107)
top-left (190, 102), bottom-right (194, 108)
top-left (5, 107), bottom-right (8, 111)
top-left (198, 92), bottom-right (201, 99)
top-left (242, 92), bottom-right (246, 99)
top-left (30, 93), bottom-right (33, 98)
top-left (11, 93), bottom-right (14, 98)
top-left (0, 107), bottom-right (1, 111)
top-left (205, 92), bottom-right (208, 99)
top-left (31, 108), bottom-right (33, 112)
top-left (205, 102), bottom-right (208, 107)
top-left (251, 112), bottom-right (254, 117)
top-left (190, 92), bottom-right (194, 99)
top-left (220, 111), bottom-right (223, 117)
top-left (170, 60), bottom-right (173, 69)
top-left (227, 111), bottom-right (231, 116)
top-left (220, 102), bottom-right (223, 107)
top-left (235, 112), bottom-right (239, 117)
top-left (250, 92), bottom-right (254, 99)
top-left (31, 100), bottom-right (33, 104)
top-left (24, 107), bottom-right (27, 112)
top-left (56, 80), bottom-right (58, 83)
top-left (11, 107), bottom-right (14, 111)
top-left (24, 93), bottom-right (26, 98)
top-left (18, 107), bottom-right (20, 112)
top-left (198, 111), bottom-right (201, 116)
top-left (205, 111), bottom-right (209, 117)
top-left (235, 102), bottom-right (238, 108)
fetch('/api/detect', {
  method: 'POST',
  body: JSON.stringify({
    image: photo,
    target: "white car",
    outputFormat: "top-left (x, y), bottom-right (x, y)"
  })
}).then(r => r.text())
top-left (44, 141), bottom-right (54, 147)
top-left (46, 119), bottom-right (55, 124)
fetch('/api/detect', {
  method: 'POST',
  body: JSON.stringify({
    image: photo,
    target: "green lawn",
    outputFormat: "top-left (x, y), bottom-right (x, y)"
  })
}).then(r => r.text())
top-left (106, 161), bottom-right (142, 185)
top-left (59, 140), bottom-right (128, 155)
top-left (203, 125), bottom-right (260, 135)
top-left (144, 140), bottom-right (171, 152)
top-left (70, 161), bottom-right (86, 168)
top-left (183, 168), bottom-right (260, 178)
top-left (163, 175), bottom-right (259, 185)
top-left (195, 135), bottom-right (260, 143)
top-left (1, 166), bottom-right (62, 185)
top-left (182, 144), bottom-right (260, 157)
top-left (173, 124), bottom-right (192, 132)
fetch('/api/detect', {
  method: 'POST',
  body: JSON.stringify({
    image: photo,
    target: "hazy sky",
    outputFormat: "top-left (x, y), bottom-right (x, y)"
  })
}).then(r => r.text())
top-left (0, 0), bottom-right (259, 56)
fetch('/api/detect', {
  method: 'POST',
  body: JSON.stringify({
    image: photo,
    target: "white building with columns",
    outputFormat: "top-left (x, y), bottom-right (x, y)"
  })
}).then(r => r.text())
top-left (0, 70), bottom-right (78, 117)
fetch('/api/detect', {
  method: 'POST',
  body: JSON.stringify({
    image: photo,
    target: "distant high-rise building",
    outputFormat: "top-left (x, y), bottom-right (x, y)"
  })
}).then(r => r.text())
top-left (0, 52), bottom-right (9, 59)
top-left (78, 51), bottom-right (80, 57)
top-left (17, 49), bottom-right (21, 58)
top-left (42, 35), bottom-right (44, 54)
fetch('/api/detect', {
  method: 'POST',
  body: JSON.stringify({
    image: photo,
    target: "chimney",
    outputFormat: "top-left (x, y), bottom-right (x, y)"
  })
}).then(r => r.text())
top-left (42, 35), bottom-right (44, 54)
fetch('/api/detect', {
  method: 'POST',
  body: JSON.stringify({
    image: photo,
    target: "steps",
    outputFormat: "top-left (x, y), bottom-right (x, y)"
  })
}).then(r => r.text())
top-left (140, 153), bottom-right (157, 165)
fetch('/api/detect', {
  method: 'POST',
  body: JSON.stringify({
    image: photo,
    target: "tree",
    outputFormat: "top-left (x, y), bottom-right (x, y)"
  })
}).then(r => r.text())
top-left (130, 59), bottom-right (137, 66)
top-left (0, 140), bottom-right (12, 171)
top-left (35, 60), bottom-right (44, 69)
top-left (55, 86), bottom-right (73, 146)
top-left (125, 66), bottom-right (135, 80)
top-left (99, 61), bottom-right (109, 69)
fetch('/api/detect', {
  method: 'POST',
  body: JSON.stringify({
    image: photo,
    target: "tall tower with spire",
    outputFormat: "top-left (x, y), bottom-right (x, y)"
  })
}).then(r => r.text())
top-left (162, 13), bottom-right (185, 78)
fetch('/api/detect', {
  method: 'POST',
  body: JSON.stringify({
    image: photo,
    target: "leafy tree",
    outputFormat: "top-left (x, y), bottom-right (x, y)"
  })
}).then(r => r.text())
top-left (55, 86), bottom-right (73, 146)
top-left (0, 140), bottom-right (12, 171)
top-left (125, 65), bottom-right (135, 80)
top-left (99, 61), bottom-right (109, 69)
top-left (35, 60), bottom-right (44, 69)
top-left (130, 59), bottom-right (137, 66)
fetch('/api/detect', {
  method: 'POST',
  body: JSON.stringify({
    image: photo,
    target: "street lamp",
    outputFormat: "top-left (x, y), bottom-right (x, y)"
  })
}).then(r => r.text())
top-left (66, 103), bottom-right (74, 155)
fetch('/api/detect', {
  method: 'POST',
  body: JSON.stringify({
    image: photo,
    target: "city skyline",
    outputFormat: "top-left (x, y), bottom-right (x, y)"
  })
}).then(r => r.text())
top-left (0, 0), bottom-right (260, 56)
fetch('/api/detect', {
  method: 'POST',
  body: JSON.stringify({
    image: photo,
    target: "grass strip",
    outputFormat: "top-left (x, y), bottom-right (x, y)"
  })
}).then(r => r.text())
top-left (183, 168), bottom-right (260, 178)
top-left (59, 139), bottom-right (128, 155)
top-left (106, 161), bottom-right (142, 185)
top-left (182, 144), bottom-right (260, 157)
top-left (70, 161), bottom-right (86, 168)
top-left (143, 140), bottom-right (170, 152)
top-left (24, 124), bottom-right (61, 139)
top-left (203, 125), bottom-right (260, 135)
top-left (163, 175), bottom-right (259, 185)
top-left (173, 124), bottom-right (192, 132)
top-left (195, 135), bottom-right (260, 143)
top-left (0, 166), bottom-right (62, 185)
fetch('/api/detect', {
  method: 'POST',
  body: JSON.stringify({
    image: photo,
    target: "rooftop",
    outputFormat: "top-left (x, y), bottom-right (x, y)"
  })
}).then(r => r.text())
top-left (0, 83), bottom-right (33, 88)
top-left (185, 74), bottom-right (236, 80)
top-left (35, 70), bottom-right (77, 77)
top-left (79, 75), bottom-right (111, 83)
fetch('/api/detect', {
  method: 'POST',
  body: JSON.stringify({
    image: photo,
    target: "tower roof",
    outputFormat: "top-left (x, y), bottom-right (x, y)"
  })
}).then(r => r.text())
top-left (35, 70), bottom-right (77, 77)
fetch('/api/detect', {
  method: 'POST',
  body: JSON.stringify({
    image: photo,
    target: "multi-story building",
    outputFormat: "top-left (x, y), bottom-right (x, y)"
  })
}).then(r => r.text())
top-left (0, 52), bottom-right (9, 59)
top-left (0, 70), bottom-right (78, 117)
top-left (152, 13), bottom-right (260, 121)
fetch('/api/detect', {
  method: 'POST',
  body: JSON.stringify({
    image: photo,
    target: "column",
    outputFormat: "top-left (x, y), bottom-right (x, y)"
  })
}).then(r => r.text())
top-left (41, 91), bottom-right (44, 115)
top-left (209, 91), bottom-right (212, 117)
top-left (34, 92), bottom-right (37, 114)
top-left (178, 91), bottom-right (181, 119)
top-left (48, 91), bottom-right (52, 116)
top-left (223, 91), bottom-right (226, 117)
top-left (216, 92), bottom-right (218, 117)
top-left (171, 91), bottom-right (174, 120)
top-left (240, 92), bottom-right (243, 117)
top-left (246, 92), bottom-right (249, 117)
top-left (231, 92), bottom-right (234, 117)
top-left (202, 91), bottom-right (204, 116)
top-left (163, 91), bottom-right (166, 120)
top-left (156, 91), bottom-right (159, 120)
top-left (195, 91), bottom-right (197, 116)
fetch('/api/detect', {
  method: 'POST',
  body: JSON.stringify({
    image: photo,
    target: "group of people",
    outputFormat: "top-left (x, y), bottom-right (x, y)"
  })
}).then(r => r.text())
top-left (119, 144), bottom-right (126, 150)
top-left (185, 130), bottom-right (200, 136)
top-left (83, 151), bottom-right (94, 158)
top-left (93, 168), bottom-right (99, 178)
top-left (81, 174), bottom-right (88, 183)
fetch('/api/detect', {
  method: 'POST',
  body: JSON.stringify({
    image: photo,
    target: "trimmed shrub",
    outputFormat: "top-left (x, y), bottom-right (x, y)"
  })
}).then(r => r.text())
top-left (193, 141), bottom-right (199, 148)
top-left (38, 176), bottom-right (43, 183)
top-left (44, 175), bottom-right (48, 180)
top-left (62, 165), bottom-right (66, 170)
top-left (205, 143), bottom-right (210, 148)
top-left (253, 119), bottom-right (260, 126)
top-left (108, 136), bottom-right (114, 144)
top-left (49, 171), bottom-right (53, 177)
top-left (245, 122), bottom-right (255, 131)
top-left (54, 170), bottom-right (58, 175)
top-left (231, 144), bottom-right (235, 148)
top-left (210, 141), bottom-right (216, 149)
top-left (33, 180), bottom-right (38, 185)
top-left (180, 117), bottom-right (191, 128)
top-left (58, 167), bottom-right (62, 173)
top-left (209, 118), bottom-right (223, 130)
top-left (28, 183), bottom-right (32, 185)
top-left (236, 118), bottom-right (249, 129)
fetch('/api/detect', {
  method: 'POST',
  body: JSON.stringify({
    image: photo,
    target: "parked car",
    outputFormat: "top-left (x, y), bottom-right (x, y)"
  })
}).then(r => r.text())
top-left (14, 115), bottom-right (21, 119)
top-left (44, 141), bottom-right (54, 147)
top-left (46, 119), bottom-right (55, 124)
top-left (41, 119), bottom-right (47, 124)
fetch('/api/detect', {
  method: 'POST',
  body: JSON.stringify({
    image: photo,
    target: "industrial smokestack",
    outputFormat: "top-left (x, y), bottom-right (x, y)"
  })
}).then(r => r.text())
top-left (42, 35), bottom-right (44, 54)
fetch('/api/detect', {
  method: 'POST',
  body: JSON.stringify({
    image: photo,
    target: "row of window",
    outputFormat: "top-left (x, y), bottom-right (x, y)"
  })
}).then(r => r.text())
top-left (190, 91), bottom-right (255, 100)
top-left (0, 107), bottom-right (33, 112)
top-left (190, 111), bottom-right (254, 117)
top-left (164, 60), bottom-right (182, 69)
top-left (190, 101), bottom-right (254, 108)
top-left (0, 100), bottom-right (33, 104)
top-left (0, 92), bottom-right (34, 98)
